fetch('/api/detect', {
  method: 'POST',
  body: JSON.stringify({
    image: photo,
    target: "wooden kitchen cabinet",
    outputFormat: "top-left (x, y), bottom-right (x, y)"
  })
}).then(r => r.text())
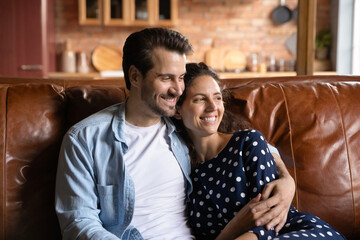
top-left (0, 0), bottom-right (56, 78)
top-left (79, 0), bottom-right (102, 25)
top-left (79, 0), bottom-right (178, 26)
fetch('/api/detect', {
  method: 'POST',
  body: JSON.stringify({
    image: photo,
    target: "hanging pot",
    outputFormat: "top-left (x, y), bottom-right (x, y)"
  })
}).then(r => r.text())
top-left (271, 0), bottom-right (292, 25)
top-left (292, 6), bottom-right (298, 22)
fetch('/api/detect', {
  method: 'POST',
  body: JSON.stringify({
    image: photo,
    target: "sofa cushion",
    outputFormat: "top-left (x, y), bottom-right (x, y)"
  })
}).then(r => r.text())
top-left (65, 85), bottom-right (127, 129)
top-left (3, 83), bottom-right (65, 239)
top-left (225, 79), bottom-right (360, 238)
top-left (1, 76), bottom-right (360, 240)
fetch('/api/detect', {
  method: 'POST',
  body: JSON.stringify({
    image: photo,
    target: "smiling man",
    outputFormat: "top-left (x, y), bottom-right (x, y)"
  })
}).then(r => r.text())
top-left (56, 28), bottom-right (195, 240)
top-left (55, 28), bottom-right (295, 240)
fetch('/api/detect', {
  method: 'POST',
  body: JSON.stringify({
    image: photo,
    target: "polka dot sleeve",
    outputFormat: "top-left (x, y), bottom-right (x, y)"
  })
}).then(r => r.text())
top-left (241, 129), bottom-right (278, 199)
top-left (187, 130), bottom-right (346, 240)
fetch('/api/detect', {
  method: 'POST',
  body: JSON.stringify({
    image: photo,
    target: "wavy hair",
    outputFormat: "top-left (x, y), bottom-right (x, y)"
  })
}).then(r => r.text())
top-left (173, 62), bottom-right (250, 166)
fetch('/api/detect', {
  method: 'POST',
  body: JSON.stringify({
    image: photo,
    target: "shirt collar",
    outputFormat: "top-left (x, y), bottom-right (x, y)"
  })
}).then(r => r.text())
top-left (112, 101), bottom-right (176, 141)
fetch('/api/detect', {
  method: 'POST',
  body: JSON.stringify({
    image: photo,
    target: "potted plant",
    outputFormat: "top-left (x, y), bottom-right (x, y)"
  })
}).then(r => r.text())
top-left (315, 29), bottom-right (332, 60)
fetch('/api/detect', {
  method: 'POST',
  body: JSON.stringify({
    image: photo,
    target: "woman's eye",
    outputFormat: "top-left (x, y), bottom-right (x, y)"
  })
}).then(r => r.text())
top-left (194, 98), bottom-right (205, 102)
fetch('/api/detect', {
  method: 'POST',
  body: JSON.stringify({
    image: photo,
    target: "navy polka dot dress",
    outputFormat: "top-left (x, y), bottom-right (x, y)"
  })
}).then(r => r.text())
top-left (188, 130), bottom-right (346, 240)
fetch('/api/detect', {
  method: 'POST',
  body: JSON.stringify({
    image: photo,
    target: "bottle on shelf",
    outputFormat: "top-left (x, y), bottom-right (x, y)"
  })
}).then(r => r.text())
top-left (258, 51), bottom-right (267, 73)
top-left (77, 51), bottom-right (90, 74)
top-left (247, 53), bottom-right (258, 72)
top-left (276, 58), bottom-right (285, 72)
top-left (267, 54), bottom-right (276, 72)
top-left (285, 58), bottom-right (296, 71)
top-left (61, 39), bottom-right (76, 73)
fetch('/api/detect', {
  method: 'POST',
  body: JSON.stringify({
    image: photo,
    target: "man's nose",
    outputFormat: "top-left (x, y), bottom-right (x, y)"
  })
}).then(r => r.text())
top-left (169, 80), bottom-right (184, 96)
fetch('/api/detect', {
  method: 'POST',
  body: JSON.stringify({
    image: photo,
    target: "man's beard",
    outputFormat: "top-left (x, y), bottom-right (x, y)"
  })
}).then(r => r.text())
top-left (141, 89), bottom-right (176, 117)
top-left (147, 101), bottom-right (176, 117)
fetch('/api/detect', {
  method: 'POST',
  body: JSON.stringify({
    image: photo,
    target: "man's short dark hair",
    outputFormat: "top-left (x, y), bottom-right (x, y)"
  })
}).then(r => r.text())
top-left (122, 28), bottom-right (193, 90)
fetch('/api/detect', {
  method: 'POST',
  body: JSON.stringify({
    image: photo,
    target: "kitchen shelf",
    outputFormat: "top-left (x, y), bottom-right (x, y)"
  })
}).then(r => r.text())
top-left (217, 71), bottom-right (337, 79)
top-left (48, 71), bottom-right (337, 80)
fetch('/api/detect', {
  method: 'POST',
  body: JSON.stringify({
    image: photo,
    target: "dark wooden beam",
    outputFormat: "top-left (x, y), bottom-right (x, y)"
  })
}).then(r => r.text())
top-left (296, 0), bottom-right (317, 75)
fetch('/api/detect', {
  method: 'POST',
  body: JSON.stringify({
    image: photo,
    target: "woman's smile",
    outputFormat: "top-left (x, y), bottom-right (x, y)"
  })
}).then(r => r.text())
top-left (200, 115), bottom-right (218, 124)
top-left (178, 75), bottom-right (224, 135)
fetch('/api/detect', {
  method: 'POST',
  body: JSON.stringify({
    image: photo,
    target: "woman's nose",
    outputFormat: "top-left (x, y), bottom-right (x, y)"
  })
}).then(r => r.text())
top-left (206, 99), bottom-right (217, 111)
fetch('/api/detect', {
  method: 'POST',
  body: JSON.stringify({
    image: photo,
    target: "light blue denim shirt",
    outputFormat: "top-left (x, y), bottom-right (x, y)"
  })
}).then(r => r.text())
top-left (55, 102), bottom-right (192, 240)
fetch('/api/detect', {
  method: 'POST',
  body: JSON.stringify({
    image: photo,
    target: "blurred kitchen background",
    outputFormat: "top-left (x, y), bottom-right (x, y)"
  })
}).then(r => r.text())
top-left (1, 0), bottom-right (359, 78)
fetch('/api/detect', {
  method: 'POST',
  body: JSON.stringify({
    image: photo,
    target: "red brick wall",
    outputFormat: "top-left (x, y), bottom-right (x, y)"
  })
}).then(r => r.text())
top-left (55, 0), bottom-right (331, 72)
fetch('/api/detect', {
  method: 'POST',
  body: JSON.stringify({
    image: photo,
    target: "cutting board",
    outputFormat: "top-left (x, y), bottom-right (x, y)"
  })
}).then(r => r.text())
top-left (223, 50), bottom-right (246, 71)
top-left (205, 48), bottom-right (225, 71)
top-left (92, 45), bottom-right (122, 71)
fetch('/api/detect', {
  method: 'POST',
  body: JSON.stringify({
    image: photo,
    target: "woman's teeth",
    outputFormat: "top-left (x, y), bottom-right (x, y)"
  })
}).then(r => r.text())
top-left (203, 117), bottom-right (216, 122)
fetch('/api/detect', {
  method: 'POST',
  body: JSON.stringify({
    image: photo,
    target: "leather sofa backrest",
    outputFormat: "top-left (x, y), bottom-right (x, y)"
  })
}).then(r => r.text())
top-left (1, 83), bottom-right (66, 239)
top-left (222, 76), bottom-right (360, 239)
top-left (65, 85), bottom-right (127, 128)
top-left (1, 76), bottom-right (360, 239)
top-left (0, 81), bottom-right (128, 240)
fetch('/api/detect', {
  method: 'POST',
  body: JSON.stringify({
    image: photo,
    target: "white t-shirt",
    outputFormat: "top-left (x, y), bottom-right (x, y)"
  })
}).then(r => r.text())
top-left (124, 120), bottom-right (194, 240)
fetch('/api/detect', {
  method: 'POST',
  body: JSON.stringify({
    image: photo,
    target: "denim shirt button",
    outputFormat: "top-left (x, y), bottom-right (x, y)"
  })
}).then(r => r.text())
top-left (173, 142), bottom-right (177, 147)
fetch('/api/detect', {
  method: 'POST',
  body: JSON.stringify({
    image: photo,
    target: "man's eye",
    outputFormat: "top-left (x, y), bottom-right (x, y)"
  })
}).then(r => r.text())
top-left (162, 76), bottom-right (171, 80)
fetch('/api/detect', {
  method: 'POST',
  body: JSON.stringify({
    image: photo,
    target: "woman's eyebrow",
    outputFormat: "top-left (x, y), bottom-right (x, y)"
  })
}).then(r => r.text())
top-left (192, 92), bottom-right (222, 97)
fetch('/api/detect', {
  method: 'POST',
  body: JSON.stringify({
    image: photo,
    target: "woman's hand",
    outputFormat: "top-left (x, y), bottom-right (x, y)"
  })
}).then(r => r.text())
top-left (215, 194), bottom-right (267, 240)
top-left (251, 153), bottom-right (295, 233)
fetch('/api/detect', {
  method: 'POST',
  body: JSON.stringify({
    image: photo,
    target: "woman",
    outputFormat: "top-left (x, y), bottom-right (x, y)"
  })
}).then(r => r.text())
top-left (174, 62), bottom-right (346, 240)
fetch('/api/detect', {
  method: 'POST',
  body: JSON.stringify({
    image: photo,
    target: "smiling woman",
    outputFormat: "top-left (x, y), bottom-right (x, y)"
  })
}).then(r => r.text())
top-left (173, 62), bottom-right (347, 240)
top-left (176, 74), bottom-right (224, 138)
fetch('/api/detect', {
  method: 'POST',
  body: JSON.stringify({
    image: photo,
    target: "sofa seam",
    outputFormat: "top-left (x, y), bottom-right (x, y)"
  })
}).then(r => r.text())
top-left (0, 86), bottom-right (7, 239)
top-left (327, 83), bottom-right (355, 235)
top-left (278, 83), bottom-right (298, 207)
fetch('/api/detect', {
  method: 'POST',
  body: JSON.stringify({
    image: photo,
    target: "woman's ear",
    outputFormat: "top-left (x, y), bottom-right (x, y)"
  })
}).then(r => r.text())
top-left (128, 65), bottom-right (142, 88)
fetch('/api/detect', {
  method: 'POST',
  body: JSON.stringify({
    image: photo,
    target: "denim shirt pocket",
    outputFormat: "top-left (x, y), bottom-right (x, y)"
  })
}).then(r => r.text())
top-left (97, 184), bottom-right (119, 227)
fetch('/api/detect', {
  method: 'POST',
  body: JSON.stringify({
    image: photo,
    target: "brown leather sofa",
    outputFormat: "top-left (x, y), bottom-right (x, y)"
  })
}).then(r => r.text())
top-left (0, 75), bottom-right (359, 239)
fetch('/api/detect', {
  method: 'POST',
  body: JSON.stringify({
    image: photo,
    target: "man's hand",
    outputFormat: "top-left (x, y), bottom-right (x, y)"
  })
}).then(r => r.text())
top-left (215, 194), bottom-right (268, 240)
top-left (252, 153), bottom-right (295, 233)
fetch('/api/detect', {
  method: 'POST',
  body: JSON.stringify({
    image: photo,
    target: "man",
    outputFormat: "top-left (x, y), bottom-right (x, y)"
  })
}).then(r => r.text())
top-left (55, 28), bottom-right (295, 239)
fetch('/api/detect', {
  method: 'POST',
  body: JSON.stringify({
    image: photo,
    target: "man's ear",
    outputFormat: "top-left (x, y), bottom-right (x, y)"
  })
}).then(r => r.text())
top-left (174, 108), bottom-right (182, 120)
top-left (128, 65), bottom-right (142, 88)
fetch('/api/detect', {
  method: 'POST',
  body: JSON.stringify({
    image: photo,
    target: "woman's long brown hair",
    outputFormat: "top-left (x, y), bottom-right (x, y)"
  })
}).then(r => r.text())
top-left (172, 62), bottom-right (252, 167)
